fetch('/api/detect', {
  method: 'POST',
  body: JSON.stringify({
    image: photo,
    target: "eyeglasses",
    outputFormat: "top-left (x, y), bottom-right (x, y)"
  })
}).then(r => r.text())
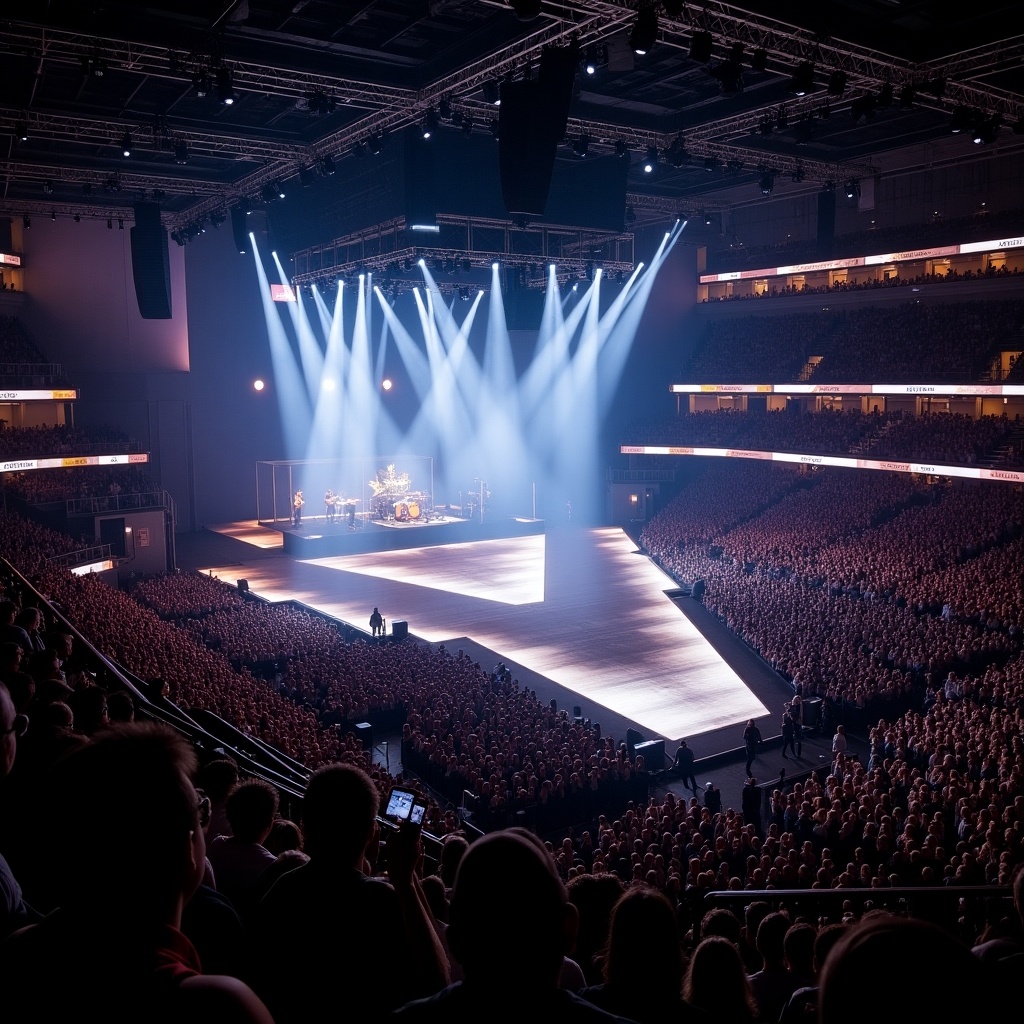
top-left (1, 714), bottom-right (28, 739)
top-left (196, 790), bottom-right (212, 830)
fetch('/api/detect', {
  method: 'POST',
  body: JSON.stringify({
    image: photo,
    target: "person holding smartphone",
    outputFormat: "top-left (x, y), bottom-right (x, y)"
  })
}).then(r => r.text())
top-left (251, 765), bottom-right (447, 1024)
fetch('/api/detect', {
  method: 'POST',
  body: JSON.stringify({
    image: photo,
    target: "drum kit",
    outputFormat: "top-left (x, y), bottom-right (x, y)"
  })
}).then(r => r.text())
top-left (393, 491), bottom-right (431, 522)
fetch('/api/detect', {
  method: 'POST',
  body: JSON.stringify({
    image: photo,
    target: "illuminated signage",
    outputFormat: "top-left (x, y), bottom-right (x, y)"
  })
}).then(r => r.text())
top-left (0, 453), bottom-right (149, 474)
top-left (271, 283), bottom-right (297, 303)
top-left (672, 382), bottom-right (1024, 397)
top-left (699, 235), bottom-right (1024, 284)
top-left (0, 389), bottom-right (78, 401)
top-left (618, 444), bottom-right (1024, 485)
top-left (0, 253), bottom-right (23, 266)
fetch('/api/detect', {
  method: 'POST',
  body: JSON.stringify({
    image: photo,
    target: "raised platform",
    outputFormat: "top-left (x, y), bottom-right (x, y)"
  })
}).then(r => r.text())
top-left (266, 514), bottom-right (545, 558)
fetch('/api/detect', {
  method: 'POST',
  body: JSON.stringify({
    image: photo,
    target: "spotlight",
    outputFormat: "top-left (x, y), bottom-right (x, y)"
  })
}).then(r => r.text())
top-left (367, 134), bottom-right (384, 155)
top-left (630, 7), bottom-right (658, 55)
top-left (759, 170), bottom-right (774, 195)
top-left (22, 215), bottom-right (30, 229)
top-left (827, 70), bottom-right (847, 96)
top-left (73, 214), bottom-right (81, 223)
top-left (321, 154), bottom-right (336, 174)
top-left (118, 217), bottom-right (124, 230)
top-left (16, 120), bottom-right (29, 142)
top-left (121, 131), bottom-right (133, 157)
top-left (788, 62), bottom-right (814, 96)
top-left (584, 46), bottom-right (598, 75)
top-left (91, 57), bottom-right (107, 77)
top-left (382, 378), bottom-right (393, 391)
top-left (572, 133), bottom-right (591, 157)
top-left (704, 211), bottom-right (713, 226)
top-left (421, 108), bottom-right (438, 139)
top-left (43, 179), bottom-right (53, 194)
top-left (704, 155), bottom-right (719, 173)
top-left (253, 379), bottom-right (265, 391)
top-left (51, 209), bottom-right (56, 221)
top-left (614, 140), bottom-right (629, 158)
top-left (643, 144), bottom-right (658, 173)
top-left (274, 180), bottom-right (286, 199)
top-left (173, 140), bottom-right (189, 164)
top-left (482, 80), bottom-right (501, 105)
top-left (210, 210), bottom-right (226, 228)
top-left (845, 179), bottom-right (860, 199)
top-left (689, 30), bottom-right (713, 63)
top-left (216, 66), bottom-right (236, 105)
top-left (193, 71), bottom-right (211, 97)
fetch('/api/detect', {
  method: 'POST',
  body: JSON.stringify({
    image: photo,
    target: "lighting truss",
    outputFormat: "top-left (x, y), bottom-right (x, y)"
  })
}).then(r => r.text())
top-left (289, 215), bottom-right (635, 288)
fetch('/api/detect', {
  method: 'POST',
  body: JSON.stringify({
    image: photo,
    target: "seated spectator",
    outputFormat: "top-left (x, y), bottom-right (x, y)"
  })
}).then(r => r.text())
top-left (581, 887), bottom-right (707, 1023)
top-left (206, 780), bottom-right (279, 919)
top-left (685, 936), bottom-right (757, 1023)
top-left (818, 915), bottom-right (990, 1022)
top-left (252, 765), bottom-right (448, 1023)
top-left (394, 829), bottom-right (629, 1022)
top-left (0, 723), bottom-right (273, 1023)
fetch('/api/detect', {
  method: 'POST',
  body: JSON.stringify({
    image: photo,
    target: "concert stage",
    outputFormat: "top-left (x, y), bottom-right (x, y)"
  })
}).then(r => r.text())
top-left (265, 513), bottom-right (545, 558)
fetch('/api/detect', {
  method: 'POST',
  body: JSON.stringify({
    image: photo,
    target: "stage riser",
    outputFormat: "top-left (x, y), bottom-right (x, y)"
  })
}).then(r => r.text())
top-left (281, 517), bottom-right (544, 557)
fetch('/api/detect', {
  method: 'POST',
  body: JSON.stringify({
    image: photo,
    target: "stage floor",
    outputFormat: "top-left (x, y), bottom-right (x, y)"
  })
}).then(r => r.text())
top-left (196, 524), bottom-right (769, 741)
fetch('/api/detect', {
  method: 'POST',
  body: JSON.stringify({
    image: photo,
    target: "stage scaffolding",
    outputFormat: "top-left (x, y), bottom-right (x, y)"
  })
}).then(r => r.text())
top-left (256, 456), bottom-right (434, 526)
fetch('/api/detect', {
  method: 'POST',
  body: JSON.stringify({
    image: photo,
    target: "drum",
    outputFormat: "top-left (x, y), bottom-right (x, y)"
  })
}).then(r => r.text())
top-left (394, 501), bottom-right (409, 521)
top-left (407, 501), bottom-right (420, 519)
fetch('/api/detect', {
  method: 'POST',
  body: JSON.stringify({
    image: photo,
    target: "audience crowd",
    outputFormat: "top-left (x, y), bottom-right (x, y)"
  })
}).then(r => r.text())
top-left (685, 299), bottom-right (1024, 383)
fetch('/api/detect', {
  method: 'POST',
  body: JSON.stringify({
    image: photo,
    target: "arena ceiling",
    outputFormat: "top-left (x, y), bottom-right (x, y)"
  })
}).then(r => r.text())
top-left (2, 1), bottom-right (1023, 235)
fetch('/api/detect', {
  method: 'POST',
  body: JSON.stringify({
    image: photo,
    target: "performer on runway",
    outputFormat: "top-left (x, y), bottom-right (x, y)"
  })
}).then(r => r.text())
top-left (671, 739), bottom-right (699, 795)
top-left (369, 607), bottom-right (383, 637)
top-left (292, 490), bottom-right (304, 528)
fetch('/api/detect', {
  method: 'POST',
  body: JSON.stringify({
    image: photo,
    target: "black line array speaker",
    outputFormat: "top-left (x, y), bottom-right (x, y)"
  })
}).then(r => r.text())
top-left (816, 189), bottom-right (836, 260)
top-left (392, 620), bottom-right (409, 641)
top-left (498, 44), bottom-right (578, 218)
top-left (130, 203), bottom-right (172, 319)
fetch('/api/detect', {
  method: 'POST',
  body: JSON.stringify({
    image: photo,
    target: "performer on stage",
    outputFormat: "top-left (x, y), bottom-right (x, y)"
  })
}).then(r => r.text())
top-left (348, 500), bottom-right (357, 531)
top-left (292, 490), bottom-right (304, 527)
top-left (369, 607), bottom-right (383, 637)
top-left (325, 488), bottom-right (336, 522)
